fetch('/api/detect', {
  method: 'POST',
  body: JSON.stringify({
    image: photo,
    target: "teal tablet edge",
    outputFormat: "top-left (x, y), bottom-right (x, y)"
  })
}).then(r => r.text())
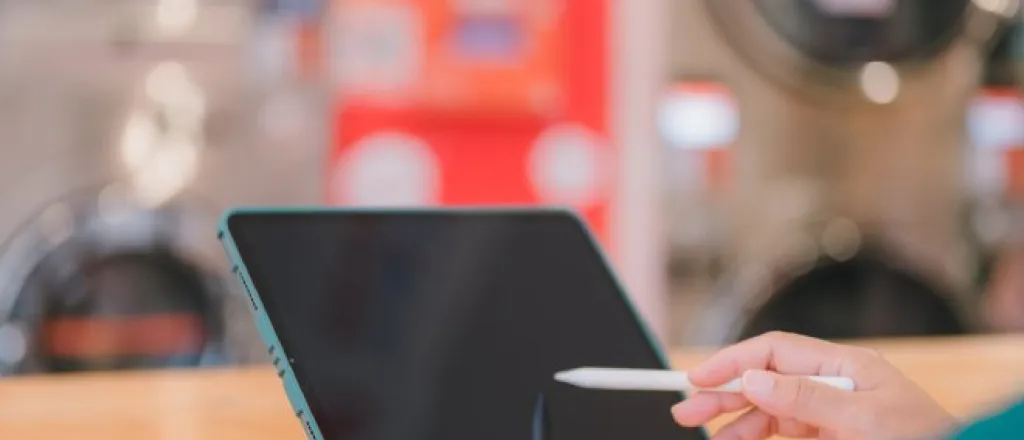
top-left (218, 210), bottom-right (325, 440)
top-left (217, 206), bottom-right (706, 439)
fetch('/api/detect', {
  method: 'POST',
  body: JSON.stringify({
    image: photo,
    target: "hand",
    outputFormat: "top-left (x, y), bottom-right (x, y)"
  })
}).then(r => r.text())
top-left (671, 332), bottom-right (958, 440)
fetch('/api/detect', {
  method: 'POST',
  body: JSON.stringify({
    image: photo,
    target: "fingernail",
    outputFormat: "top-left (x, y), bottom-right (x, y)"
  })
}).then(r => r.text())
top-left (669, 403), bottom-right (689, 425)
top-left (742, 370), bottom-right (775, 398)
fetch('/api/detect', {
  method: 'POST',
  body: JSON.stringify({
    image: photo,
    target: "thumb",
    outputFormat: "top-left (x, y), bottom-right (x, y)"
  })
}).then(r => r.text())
top-left (741, 370), bottom-right (859, 429)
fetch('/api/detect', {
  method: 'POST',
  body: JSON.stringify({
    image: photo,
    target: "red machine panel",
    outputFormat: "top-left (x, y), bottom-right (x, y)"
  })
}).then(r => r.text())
top-left (326, 0), bottom-right (613, 246)
top-left (331, 0), bottom-right (566, 116)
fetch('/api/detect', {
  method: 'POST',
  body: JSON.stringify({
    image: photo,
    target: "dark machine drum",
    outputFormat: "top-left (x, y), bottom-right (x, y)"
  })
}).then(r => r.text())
top-left (687, 237), bottom-right (977, 345)
top-left (704, 0), bottom-right (1012, 105)
top-left (0, 187), bottom-right (242, 375)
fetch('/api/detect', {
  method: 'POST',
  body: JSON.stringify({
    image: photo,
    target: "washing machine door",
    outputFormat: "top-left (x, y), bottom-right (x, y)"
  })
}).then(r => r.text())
top-left (735, 254), bottom-right (971, 341)
top-left (687, 244), bottom-right (976, 345)
top-left (704, 0), bottom-right (997, 103)
top-left (0, 0), bottom-right (319, 374)
top-left (750, 0), bottom-right (969, 67)
top-left (0, 186), bottom-right (242, 375)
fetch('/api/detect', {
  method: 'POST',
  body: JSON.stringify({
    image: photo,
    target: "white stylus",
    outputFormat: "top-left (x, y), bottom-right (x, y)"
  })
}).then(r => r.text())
top-left (554, 367), bottom-right (856, 393)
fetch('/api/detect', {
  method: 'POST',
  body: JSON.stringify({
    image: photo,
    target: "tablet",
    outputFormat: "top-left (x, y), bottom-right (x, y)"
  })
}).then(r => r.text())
top-left (219, 208), bottom-right (706, 440)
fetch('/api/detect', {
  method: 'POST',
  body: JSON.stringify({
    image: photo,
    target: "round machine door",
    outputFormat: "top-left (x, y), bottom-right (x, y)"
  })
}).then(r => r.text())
top-left (0, 0), bottom-right (321, 375)
top-left (687, 243), bottom-right (976, 345)
top-left (750, 0), bottom-right (970, 67)
top-left (704, 0), bottom-right (1009, 104)
top-left (0, 185), bottom-right (249, 375)
top-left (735, 253), bottom-right (972, 341)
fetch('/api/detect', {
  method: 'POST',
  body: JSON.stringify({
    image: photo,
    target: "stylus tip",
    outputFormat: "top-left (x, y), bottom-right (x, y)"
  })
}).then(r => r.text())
top-left (553, 369), bottom-right (581, 386)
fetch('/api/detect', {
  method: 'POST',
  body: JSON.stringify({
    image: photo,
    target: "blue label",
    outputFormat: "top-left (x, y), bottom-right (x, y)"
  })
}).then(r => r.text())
top-left (451, 16), bottom-right (523, 61)
top-left (261, 0), bottom-right (323, 20)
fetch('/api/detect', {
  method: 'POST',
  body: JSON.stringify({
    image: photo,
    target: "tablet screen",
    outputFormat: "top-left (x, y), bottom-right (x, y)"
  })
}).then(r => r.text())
top-left (228, 211), bottom-right (704, 440)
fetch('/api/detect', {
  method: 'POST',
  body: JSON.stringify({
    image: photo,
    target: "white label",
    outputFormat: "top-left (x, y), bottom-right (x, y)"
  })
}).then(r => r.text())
top-left (659, 91), bottom-right (738, 150)
top-left (968, 97), bottom-right (1024, 151)
top-left (528, 124), bottom-right (608, 208)
top-left (333, 131), bottom-right (440, 206)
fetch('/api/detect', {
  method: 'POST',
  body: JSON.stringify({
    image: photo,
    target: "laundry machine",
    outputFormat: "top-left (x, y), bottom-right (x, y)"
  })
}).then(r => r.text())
top-left (681, 0), bottom-right (1020, 344)
top-left (0, 0), bottom-right (328, 374)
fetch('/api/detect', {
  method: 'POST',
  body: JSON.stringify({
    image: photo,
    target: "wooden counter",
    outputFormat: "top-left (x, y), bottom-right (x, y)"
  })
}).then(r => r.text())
top-left (1, 335), bottom-right (1021, 439)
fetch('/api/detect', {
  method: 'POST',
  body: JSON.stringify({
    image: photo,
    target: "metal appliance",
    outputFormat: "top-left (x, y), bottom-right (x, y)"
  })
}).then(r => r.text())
top-left (685, 0), bottom-right (1020, 344)
top-left (0, 0), bottom-right (327, 374)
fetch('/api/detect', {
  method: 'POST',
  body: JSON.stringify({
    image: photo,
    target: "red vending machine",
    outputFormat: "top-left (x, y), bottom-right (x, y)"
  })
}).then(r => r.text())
top-left (325, 0), bottom-right (614, 246)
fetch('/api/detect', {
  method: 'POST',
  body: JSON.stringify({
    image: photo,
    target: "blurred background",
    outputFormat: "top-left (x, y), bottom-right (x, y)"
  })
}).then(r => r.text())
top-left (0, 0), bottom-right (1020, 378)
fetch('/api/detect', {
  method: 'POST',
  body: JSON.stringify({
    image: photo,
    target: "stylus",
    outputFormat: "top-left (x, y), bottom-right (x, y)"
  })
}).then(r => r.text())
top-left (554, 367), bottom-right (856, 392)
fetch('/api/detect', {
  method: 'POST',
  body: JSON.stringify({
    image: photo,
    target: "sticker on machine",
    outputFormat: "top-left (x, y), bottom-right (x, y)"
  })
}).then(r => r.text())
top-left (331, 131), bottom-right (441, 206)
top-left (329, 2), bottom-right (422, 100)
top-left (527, 124), bottom-right (610, 208)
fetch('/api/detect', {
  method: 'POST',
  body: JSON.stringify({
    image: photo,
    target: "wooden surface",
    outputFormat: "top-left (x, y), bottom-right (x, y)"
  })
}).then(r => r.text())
top-left (1, 335), bottom-right (1022, 440)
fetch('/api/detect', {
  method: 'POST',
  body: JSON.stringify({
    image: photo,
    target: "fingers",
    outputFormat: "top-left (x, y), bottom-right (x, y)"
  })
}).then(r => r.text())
top-left (740, 370), bottom-right (859, 430)
top-left (671, 392), bottom-right (750, 427)
top-left (709, 408), bottom-right (772, 440)
top-left (711, 408), bottom-right (816, 440)
top-left (689, 332), bottom-right (849, 388)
